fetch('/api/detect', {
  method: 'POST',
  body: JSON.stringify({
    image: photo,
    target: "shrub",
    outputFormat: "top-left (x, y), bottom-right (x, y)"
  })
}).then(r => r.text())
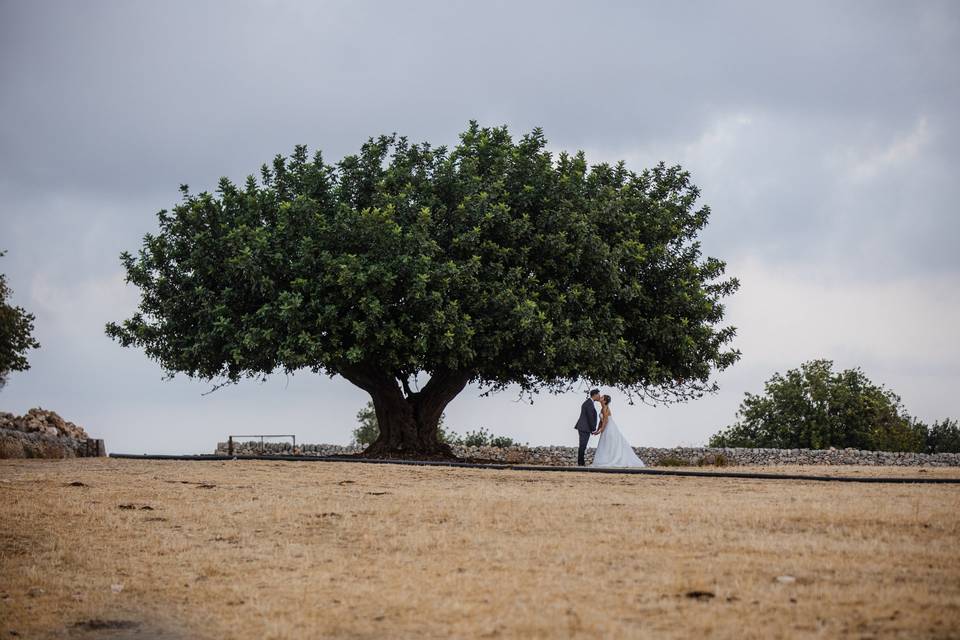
top-left (709, 360), bottom-right (926, 452)
top-left (460, 428), bottom-right (492, 448)
top-left (697, 453), bottom-right (731, 467)
top-left (925, 418), bottom-right (960, 454)
top-left (444, 428), bottom-right (520, 448)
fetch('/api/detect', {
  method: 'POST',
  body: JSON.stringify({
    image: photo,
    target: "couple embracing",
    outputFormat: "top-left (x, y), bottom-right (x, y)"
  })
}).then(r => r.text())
top-left (574, 389), bottom-right (646, 468)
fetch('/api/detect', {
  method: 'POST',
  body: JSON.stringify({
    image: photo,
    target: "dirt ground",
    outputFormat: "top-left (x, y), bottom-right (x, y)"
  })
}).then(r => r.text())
top-left (1, 459), bottom-right (958, 639)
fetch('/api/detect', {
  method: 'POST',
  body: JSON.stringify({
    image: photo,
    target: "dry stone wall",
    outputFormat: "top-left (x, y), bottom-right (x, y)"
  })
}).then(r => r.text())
top-left (214, 441), bottom-right (960, 467)
top-left (0, 409), bottom-right (105, 459)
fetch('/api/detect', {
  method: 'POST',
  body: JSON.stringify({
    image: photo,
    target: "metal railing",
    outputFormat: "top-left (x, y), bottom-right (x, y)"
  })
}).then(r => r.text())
top-left (227, 434), bottom-right (296, 455)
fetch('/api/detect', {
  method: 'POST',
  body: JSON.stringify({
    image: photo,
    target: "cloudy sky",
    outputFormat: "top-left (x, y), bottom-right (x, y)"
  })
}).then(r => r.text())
top-left (1, 1), bottom-right (957, 454)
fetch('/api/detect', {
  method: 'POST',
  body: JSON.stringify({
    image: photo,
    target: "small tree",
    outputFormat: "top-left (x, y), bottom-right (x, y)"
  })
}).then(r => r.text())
top-left (709, 359), bottom-right (926, 452)
top-left (0, 250), bottom-right (40, 390)
top-left (351, 401), bottom-right (380, 446)
top-left (107, 122), bottom-right (740, 457)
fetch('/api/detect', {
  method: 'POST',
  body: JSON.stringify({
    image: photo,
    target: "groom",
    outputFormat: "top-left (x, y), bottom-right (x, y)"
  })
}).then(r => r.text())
top-left (574, 389), bottom-right (601, 466)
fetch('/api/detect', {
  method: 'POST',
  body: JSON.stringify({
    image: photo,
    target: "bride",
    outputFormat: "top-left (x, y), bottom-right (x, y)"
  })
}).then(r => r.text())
top-left (590, 394), bottom-right (646, 468)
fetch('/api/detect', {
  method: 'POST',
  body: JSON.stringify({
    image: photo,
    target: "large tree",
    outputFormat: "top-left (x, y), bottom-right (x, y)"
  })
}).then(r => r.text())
top-left (0, 250), bottom-right (40, 390)
top-left (106, 122), bottom-right (740, 457)
top-left (351, 400), bottom-right (453, 447)
top-left (708, 359), bottom-right (927, 452)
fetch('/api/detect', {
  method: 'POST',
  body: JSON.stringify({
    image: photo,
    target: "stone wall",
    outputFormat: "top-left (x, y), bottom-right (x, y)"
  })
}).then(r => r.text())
top-left (216, 442), bottom-right (362, 457)
top-left (0, 409), bottom-right (105, 459)
top-left (214, 441), bottom-right (960, 467)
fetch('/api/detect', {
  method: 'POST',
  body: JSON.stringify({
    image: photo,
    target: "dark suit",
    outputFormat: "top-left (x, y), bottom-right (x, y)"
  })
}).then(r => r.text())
top-left (573, 398), bottom-right (598, 466)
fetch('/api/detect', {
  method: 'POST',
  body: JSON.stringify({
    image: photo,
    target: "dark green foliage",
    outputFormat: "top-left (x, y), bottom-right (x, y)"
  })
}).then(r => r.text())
top-left (0, 250), bottom-right (40, 390)
top-left (107, 122), bottom-right (739, 454)
top-left (351, 401), bottom-right (379, 447)
top-left (924, 418), bottom-right (960, 454)
top-left (458, 428), bottom-right (492, 448)
top-left (708, 360), bottom-right (928, 452)
top-left (453, 427), bottom-right (519, 448)
top-left (656, 455), bottom-right (689, 466)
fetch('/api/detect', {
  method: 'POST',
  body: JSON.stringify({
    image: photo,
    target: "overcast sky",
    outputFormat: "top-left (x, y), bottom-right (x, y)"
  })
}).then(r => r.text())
top-left (1, 0), bottom-right (958, 454)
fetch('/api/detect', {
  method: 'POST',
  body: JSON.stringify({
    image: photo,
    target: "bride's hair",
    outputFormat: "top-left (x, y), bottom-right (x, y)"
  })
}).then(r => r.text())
top-left (603, 394), bottom-right (611, 405)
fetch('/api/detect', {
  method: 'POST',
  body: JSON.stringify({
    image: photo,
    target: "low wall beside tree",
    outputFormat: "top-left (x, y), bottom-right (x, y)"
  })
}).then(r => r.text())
top-left (0, 409), bottom-right (105, 459)
top-left (214, 441), bottom-right (960, 467)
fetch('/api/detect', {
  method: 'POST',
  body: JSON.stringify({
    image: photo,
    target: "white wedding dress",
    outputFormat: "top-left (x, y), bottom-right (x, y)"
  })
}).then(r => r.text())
top-left (590, 414), bottom-right (646, 468)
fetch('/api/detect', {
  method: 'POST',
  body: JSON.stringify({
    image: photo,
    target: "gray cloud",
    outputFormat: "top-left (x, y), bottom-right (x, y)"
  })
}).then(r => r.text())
top-left (3, 1), bottom-right (956, 193)
top-left (1, 0), bottom-right (958, 453)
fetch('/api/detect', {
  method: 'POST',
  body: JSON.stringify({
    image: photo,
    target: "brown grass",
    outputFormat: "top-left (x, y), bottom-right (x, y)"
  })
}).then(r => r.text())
top-left (1, 458), bottom-right (958, 639)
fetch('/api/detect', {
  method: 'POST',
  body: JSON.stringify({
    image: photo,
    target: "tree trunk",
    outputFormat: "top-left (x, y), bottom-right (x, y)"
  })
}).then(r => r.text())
top-left (340, 365), bottom-right (470, 459)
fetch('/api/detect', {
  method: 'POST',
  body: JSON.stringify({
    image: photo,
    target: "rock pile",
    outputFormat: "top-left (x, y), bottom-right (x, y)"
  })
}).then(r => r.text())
top-left (0, 408), bottom-right (89, 440)
top-left (0, 408), bottom-right (103, 459)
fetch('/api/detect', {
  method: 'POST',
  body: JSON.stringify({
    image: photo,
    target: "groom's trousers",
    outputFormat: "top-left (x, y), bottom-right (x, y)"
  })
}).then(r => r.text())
top-left (577, 430), bottom-right (590, 466)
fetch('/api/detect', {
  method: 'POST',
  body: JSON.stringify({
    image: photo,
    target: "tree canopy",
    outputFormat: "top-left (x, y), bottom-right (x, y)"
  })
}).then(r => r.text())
top-left (0, 250), bottom-right (40, 390)
top-left (708, 359), bottom-right (931, 452)
top-left (107, 122), bottom-right (740, 456)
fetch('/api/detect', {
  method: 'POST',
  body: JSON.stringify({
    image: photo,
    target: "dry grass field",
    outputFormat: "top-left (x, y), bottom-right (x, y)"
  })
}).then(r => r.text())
top-left (1, 458), bottom-right (958, 639)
